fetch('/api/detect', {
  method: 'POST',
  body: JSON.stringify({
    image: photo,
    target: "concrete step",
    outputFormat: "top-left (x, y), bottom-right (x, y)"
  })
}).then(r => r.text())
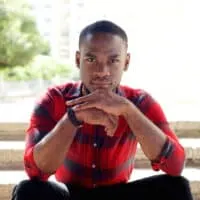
top-left (0, 141), bottom-right (24, 170)
top-left (0, 139), bottom-right (200, 170)
top-left (0, 121), bottom-right (199, 141)
top-left (171, 121), bottom-right (200, 138)
top-left (0, 169), bottom-right (199, 200)
top-left (0, 123), bottom-right (27, 141)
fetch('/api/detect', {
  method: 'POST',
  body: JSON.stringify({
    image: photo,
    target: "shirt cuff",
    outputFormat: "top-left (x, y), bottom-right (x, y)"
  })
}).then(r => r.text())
top-left (151, 137), bottom-right (174, 171)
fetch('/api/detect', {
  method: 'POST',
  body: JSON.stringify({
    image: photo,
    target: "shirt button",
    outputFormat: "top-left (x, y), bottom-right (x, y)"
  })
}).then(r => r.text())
top-left (92, 164), bottom-right (96, 168)
top-left (93, 143), bottom-right (97, 147)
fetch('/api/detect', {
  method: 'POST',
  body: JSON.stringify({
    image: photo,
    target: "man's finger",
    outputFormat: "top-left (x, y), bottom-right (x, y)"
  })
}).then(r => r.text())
top-left (104, 115), bottom-right (117, 137)
top-left (109, 115), bottom-right (118, 125)
top-left (73, 101), bottom-right (101, 111)
top-left (66, 94), bottom-right (93, 106)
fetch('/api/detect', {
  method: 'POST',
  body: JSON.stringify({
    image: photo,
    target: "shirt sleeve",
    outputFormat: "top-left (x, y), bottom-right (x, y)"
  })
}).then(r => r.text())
top-left (136, 91), bottom-right (185, 176)
top-left (24, 88), bottom-right (58, 180)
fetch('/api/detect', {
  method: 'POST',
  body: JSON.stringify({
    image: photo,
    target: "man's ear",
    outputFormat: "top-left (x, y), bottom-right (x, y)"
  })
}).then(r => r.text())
top-left (124, 53), bottom-right (130, 71)
top-left (75, 51), bottom-right (80, 69)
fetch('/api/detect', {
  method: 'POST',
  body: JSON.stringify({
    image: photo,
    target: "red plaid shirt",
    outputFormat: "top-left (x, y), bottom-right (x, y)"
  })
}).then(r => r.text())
top-left (24, 82), bottom-right (185, 188)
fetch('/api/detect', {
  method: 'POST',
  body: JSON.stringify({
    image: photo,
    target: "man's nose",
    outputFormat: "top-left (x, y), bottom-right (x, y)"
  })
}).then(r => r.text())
top-left (94, 63), bottom-right (110, 77)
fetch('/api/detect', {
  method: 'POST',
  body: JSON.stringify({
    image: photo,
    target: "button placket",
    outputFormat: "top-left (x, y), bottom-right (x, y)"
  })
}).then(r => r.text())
top-left (92, 126), bottom-right (100, 188)
top-left (93, 143), bottom-right (97, 147)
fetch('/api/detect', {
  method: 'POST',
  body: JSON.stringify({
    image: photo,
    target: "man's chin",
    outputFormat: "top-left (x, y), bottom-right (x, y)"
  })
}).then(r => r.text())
top-left (90, 84), bottom-right (114, 92)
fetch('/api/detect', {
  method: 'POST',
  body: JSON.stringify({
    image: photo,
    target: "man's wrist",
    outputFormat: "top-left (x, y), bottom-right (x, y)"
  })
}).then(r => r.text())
top-left (74, 109), bottom-right (84, 122)
top-left (67, 107), bottom-right (83, 127)
top-left (121, 100), bottom-right (133, 117)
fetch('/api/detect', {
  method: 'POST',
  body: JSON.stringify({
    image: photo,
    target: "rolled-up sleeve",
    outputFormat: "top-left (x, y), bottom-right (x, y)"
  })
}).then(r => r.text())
top-left (151, 135), bottom-right (185, 176)
top-left (24, 89), bottom-right (57, 180)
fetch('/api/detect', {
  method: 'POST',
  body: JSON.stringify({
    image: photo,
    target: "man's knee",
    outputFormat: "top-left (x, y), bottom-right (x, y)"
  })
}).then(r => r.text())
top-left (11, 179), bottom-right (70, 200)
top-left (163, 175), bottom-right (193, 199)
top-left (12, 179), bottom-right (40, 200)
top-left (165, 175), bottom-right (190, 188)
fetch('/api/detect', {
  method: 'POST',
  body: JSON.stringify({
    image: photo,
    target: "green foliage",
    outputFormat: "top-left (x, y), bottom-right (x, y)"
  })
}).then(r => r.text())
top-left (0, 55), bottom-right (77, 81)
top-left (0, 0), bottom-right (50, 67)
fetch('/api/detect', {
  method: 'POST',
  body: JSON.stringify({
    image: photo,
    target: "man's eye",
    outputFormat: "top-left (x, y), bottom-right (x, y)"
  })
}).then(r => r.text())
top-left (111, 59), bottom-right (120, 63)
top-left (87, 57), bottom-right (95, 62)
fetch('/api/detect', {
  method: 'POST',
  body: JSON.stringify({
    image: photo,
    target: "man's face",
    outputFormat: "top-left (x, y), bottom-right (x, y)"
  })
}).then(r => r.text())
top-left (76, 33), bottom-right (130, 92)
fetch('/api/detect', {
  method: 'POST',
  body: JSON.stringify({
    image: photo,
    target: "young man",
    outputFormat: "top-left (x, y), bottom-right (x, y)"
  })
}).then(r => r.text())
top-left (12, 20), bottom-right (193, 200)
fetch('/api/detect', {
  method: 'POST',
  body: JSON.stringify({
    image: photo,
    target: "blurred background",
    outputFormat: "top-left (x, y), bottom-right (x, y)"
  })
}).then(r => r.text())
top-left (0, 0), bottom-right (200, 121)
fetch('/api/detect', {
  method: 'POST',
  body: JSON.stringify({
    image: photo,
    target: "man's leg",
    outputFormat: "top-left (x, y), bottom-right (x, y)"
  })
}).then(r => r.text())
top-left (11, 179), bottom-right (70, 200)
top-left (125, 174), bottom-right (193, 200)
top-left (88, 174), bottom-right (193, 200)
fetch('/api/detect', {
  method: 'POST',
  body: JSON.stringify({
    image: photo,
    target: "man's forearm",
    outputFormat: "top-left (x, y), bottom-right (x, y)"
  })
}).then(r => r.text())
top-left (33, 113), bottom-right (77, 174)
top-left (123, 102), bottom-right (167, 161)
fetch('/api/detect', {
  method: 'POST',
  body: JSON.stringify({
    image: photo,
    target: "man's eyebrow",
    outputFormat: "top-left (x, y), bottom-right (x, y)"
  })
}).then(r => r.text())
top-left (84, 52), bottom-right (96, 57)
top-left (109, 54), bottom-right (120, 58)
top-left (84, 52), bottom-right (120, 58)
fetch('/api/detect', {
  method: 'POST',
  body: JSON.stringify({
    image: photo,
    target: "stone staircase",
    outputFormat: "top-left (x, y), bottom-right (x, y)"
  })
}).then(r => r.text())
top-left (0, 121), bottom-right (200, 200)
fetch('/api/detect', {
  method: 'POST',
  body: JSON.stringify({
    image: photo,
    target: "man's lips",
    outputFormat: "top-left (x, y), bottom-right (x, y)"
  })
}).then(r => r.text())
top-left (91, 82), bottom-right (111, 87)
top-left (91, 81), bottom-right (111, 85)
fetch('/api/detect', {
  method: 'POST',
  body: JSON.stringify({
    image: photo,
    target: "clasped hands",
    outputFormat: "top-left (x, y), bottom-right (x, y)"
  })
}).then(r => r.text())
top-left (66, 89), bottom-right (130, 136)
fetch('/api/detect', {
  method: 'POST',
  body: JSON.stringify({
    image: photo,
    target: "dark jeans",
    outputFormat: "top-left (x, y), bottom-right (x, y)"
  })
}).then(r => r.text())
top-left (11, 175), bottom-right (193, 200)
